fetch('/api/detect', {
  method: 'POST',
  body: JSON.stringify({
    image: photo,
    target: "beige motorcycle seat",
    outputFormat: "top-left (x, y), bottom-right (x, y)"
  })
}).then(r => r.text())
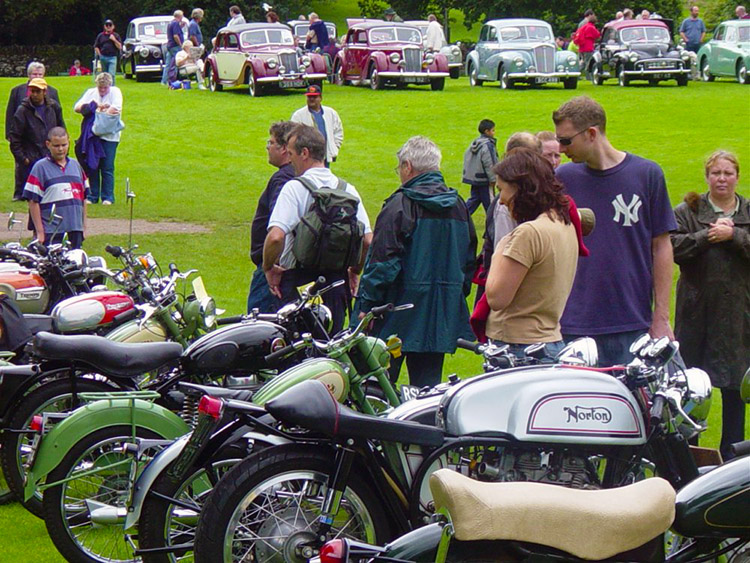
top-left (429, 469), bottom-right (675, 561)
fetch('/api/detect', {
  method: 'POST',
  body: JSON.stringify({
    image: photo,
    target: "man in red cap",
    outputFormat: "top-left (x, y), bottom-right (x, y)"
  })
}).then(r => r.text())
top-left (290, 84), bottom-right (343, 167)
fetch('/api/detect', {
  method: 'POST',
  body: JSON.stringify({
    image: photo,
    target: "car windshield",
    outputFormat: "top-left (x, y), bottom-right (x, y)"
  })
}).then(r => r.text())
top-left (369, 26), bottom-right (422, 44)
top-left (138, 21), bottom-right (169, 37)
top-left (739, 26), bottom-right (750, 41)
top-left (498, 25), bottom-right (552, 42)
top-left (240, 28), bottom-right (294, 47)
top-left (621, 26), bottom-right (669, 43)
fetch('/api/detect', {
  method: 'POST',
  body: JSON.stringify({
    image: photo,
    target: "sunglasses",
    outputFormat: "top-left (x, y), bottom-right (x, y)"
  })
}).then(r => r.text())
top-left (556, 127), bottom-right (590, 146)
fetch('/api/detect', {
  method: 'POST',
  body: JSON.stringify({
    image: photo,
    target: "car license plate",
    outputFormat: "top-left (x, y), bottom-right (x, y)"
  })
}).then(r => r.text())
top-left (280, 79), bottom-right (306, 88)
top-left (652, 73), bottom-right (672, 80)
top-left (536, 76), bottom-right (558, 83)
top-left (400, 385), bottom-right (420, 402)
top-left (403, 76), bottom-right (426, 83)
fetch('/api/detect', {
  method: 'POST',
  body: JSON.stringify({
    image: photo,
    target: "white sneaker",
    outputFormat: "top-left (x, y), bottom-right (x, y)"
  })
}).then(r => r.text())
top-left (102, 200), bottom-right (113, 206)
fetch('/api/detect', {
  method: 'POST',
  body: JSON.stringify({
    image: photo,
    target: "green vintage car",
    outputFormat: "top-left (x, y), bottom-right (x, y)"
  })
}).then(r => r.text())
top-left (696, 19), bottom-right (750, 84)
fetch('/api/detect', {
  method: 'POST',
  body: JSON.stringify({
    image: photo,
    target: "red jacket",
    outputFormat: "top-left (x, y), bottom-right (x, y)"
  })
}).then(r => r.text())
top-left (576, 22), bottom-right (600, 53)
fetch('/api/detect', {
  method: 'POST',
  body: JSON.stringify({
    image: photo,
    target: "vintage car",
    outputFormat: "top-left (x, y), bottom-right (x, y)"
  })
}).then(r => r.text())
top-left (405, 20), bottom-right (463, 78)
top-left (590, 19), bottom-right (691, 86)
top-left (205, 23), bottom-right (328, 96)
top-left (697, 19), bottom-right (750, 84)
top-left (120, 15), bottom-right (172, 81)
top-left (466, 19), bottom-right (579, 89)
top-left (333, 21), bottom-right (449, 90)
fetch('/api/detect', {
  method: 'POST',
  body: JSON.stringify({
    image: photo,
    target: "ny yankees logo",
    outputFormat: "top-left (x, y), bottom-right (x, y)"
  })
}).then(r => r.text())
top-left (612, 194), bottom-right (642, 227)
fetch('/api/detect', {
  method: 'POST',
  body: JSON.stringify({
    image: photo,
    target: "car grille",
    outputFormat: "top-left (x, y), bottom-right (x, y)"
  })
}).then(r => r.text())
top-left (279, 52), bottom-right (299, 73)
top-left (644, 59), bottom-right (680, 70)
top-left (403, 47), bottom-right (422, 72)
top-left (534, 45), bottom-right (555, 73)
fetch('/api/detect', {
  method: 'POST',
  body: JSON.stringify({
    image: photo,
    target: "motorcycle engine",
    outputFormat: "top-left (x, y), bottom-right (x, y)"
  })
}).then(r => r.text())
top-left (474, 448), bottom-right (600, 489)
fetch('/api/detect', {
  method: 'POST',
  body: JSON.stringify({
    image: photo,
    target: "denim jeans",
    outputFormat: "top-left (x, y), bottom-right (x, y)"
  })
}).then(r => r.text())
top-left (88, 140), bottom-right (118, 203)
top-left (491, 339), bottom-right (565, 363)
top-left (162, 46), bottom-right (180, 84)
top-left (466, 183), bottom-right (491, 214)
top-left (563, 329), bottom-right (643, 368)
top-left (99, 55), bottom-right (117, 84)
top-left (247, 267), bottom-right (282, 314)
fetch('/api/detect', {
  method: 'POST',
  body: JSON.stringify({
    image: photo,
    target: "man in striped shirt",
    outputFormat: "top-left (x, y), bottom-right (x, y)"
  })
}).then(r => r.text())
top-left (23, 127), bottom-right (88, 248)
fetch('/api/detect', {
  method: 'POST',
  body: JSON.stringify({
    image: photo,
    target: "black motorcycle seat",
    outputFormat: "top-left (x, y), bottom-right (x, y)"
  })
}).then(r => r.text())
top-left (266, 380), bottom-right (444, 447)
top-left (23, 314), bottom-right (54, 335)
top-left (178, 382), bottom-right (255, 403)
top-left (32, 331), bottom-right (184, 378)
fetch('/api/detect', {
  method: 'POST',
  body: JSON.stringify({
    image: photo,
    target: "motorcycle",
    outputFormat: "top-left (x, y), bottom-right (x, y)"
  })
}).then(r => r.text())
top-left (190, 335), bottom-right (712, 563)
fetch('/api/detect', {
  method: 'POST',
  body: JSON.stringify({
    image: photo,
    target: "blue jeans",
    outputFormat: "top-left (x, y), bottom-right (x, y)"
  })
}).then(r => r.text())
top-left (88, 140), bottom-right (118, 203)
top-left (563, 329), bottom-right (643, 368)
top-left (162, 46), bottom-right (180, 84)
top-left (247, 267), bottom-right (282, 314)
top-left (491, 339), bottom-right (565, 363)
top-left (466, 183), bottom-right (491, 214)
top-left (99, 55), bottom-right (117, 84)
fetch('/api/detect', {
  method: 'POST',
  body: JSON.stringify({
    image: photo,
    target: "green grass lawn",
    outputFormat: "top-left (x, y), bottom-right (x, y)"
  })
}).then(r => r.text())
top-left (0, 71), bottom-right (748, 560)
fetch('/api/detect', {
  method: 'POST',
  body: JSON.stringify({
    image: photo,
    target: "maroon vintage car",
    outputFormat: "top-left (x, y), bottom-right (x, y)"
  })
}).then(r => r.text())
top-left (333, 21), bottom-right (450, 90)
top-left (205, 22), bottom-right (327, 97)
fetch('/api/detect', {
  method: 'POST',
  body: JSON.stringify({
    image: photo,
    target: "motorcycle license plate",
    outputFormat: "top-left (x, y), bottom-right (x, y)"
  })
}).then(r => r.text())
top-left (400, 385), bottom-right (420, 402)
top-left (536, 76), bottom-right (558, 83)
top-left (280, 79), bottom-right (306, 88)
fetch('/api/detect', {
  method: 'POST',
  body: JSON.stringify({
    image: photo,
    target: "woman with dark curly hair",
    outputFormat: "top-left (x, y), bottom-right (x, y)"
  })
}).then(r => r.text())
top-left (484, 148), bottom-right (579, 359)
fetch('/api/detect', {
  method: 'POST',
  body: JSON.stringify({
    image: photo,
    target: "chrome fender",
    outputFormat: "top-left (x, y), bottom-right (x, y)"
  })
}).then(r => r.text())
top-left (124, 429), bottom-right (290, 529)
top-left (24, 398), bottom-right (189, 501)
top-left (465, 49), bottom-right (480, 74)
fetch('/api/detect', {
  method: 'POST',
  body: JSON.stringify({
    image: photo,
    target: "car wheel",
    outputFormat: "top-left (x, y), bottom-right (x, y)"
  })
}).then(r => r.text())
top-left (248, 72), bottom-right (263, 97)
top-left (618, 67), bottom-right (630, 87)
top-left (563, 77), bottom-right (578, 89)
top-left (736, 61), bottom-right (748, 84)
top-left (648, 77), bottom-right (659, 86)
top-left (676, 74), bottom-right (688, 87)
top-left (590, 64), bottom-right (604, 86)
top-left (700, 58), bottom-right (714, 82)
top-left (369, 66), bottom-right (383, 90)
top-left (430, 77), bottom-right (445, 91)
top-left (449, 67), bottom-right (460, 79)
top-left (135, 71), bottom-right (146, 83)
top-left (334, 61), bottom-right (349, 86)
top-left (500, 66), bottom-right (514, 89)
top-left (123, 58), bottom-right (133, 79)
top-left (207, 68), bottom-right (222, 92)
top-left (468, 62), bottom-right (483, 86)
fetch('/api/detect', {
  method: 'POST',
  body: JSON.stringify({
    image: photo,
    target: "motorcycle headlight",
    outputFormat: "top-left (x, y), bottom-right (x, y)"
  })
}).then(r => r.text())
top-left (66, 249), bottom-right (88, 268)
top-left (306, 302), bottom-right (333, 334)
top-left (682, 367), bottom-right (712, 424)
top-left (139, 46), bottom-right (150, 58)
top-left (389, 52), bottom-right (400, 64)
top-left (199, 296), bottom-right (217, 329)
top-left (266, 59), bottom-right (277, 69)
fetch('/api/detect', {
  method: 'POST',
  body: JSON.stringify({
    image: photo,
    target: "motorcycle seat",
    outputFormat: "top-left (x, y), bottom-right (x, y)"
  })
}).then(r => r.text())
top-left (178, 382), bottom-right (255, 403)
top-left (32, 331), bottom-right (184, 378)
top-left (23, 314), bottom-right (54, 335)
top-left (265, 379), bottom-right (444, 447)
top-left (429, 468), bottom-right (675, 560)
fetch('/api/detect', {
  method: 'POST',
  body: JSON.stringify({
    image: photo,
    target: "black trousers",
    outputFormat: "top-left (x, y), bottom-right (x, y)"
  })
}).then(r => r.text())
top-left (719, 388), bottom-right (747, 460)
top-left (389, 352), bottom-right (444, 389)
top-left (14, 159), bottom-right (30, 199)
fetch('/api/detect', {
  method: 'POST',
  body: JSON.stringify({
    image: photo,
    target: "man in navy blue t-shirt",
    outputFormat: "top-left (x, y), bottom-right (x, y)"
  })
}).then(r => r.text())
top-left (553, 96), bottom-right (677, 366)
top-left (162, 10), bottom-right (184, 85)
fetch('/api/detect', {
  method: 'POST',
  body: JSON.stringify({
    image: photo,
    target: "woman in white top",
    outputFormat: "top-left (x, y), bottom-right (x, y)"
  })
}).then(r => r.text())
top-left (74, 72), bottom-right (123, 205)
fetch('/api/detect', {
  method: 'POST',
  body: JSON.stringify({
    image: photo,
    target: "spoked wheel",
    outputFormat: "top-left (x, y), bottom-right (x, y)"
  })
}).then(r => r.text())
top-left (42, 425), bottom-right (162, 563)
top-left (193, 446), bottom-right (390, 563)
top-left (0, 378), bottom-right (115, 518)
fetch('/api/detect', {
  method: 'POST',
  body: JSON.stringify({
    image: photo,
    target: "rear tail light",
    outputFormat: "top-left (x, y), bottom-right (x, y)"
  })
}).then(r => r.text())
top-left (198, 395), bottom-right (224, 419)
top-left (30, 415), bottom-right (43, 433)
top-left (319, 539), bottom-right (347, 563)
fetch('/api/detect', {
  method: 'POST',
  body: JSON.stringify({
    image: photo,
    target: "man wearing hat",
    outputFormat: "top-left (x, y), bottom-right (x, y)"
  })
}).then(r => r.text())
top-left (8, 78), bottom-right (65, 201)
top-left (290, 85), bottom-right (343, 167)
top-left (94, 19), bottom-right (122, 83)
top-left (383, 7), bottom-right (403, 22)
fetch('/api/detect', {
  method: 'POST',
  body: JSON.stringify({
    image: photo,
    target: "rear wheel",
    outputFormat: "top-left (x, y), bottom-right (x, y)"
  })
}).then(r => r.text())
top-left (430, 77), bottom-right (445, 91)
top-left (42, 425), bottom-right (161, 563)
top-left (468, 62), bottom-right (483, 86)
top-left (737, 61), bottom-right (748, 84)
top-left (0, 377), bottom-right (116, 518)
top-left (247, 72), bottom-right (262, 97)
top-left (701, 58), bottom-right (714, 82)
top-left (194, 446), bottom-right (391, 563)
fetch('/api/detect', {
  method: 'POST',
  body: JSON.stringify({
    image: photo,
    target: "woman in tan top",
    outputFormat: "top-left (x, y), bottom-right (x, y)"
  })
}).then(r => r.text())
top-left (485, 148), bottom-right (579, 360)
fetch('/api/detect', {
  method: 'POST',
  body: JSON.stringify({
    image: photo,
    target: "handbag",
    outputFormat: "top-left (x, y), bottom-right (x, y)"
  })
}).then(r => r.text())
top-left (92, 111), bottom-right (125, 137)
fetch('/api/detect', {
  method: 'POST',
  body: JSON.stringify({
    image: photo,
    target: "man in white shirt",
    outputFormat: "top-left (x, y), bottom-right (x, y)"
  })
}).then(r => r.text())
top-left (175, 40), bottom-right (206, 89)
top-left (424, 14), bottom-right (446, 52)
top-left (290, 85), bottom-right (343, 166)
top-left (263, 124), bottom-right (371, 331)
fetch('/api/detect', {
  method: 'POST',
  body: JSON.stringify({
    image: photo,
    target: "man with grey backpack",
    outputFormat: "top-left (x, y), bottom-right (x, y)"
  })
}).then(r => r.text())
top-left (263, 124), bottom-right (372, 332)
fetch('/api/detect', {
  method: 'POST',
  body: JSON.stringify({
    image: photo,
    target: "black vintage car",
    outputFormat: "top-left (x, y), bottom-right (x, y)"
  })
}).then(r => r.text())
top-left (589, 19), bottom-right (691, 86)
top-left (120, 15), bottom-right (172, 81)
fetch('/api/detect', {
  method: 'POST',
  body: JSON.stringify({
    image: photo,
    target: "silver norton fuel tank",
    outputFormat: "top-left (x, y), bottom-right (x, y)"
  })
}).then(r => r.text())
top-left (438, 366), bottom-right (646, 446)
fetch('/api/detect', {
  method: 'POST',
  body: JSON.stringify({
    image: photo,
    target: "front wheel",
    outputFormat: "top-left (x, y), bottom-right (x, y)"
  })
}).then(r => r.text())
top-left (247, 72), bottom-right (262, 97)
top-left (468, 62), bottom-right (483, 87)
top-left (700, 58), bottom-right (714, 82)
top-left (369, 66), bottom-right (384, 90)
top-left (194, 445), bottom-right (391, 563)
top-left (563, 77), bottom-right (578, 89)
top-left (42, 425), bottom-right (161, 563)
top-left (618, 67), bottom-right (630, 87)
top-left (499, 67), bottom-right (514, 89)
top-left (737, 61), bottom-right (748, 84)
top-left (431, 77), bottom-right (445, 91)
top-left (591, 64), bottom-right (604, 86)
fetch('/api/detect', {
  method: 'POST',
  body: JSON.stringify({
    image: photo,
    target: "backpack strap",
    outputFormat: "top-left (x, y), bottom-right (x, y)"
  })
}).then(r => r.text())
top-left (294, 175), bottom-right (348, 193)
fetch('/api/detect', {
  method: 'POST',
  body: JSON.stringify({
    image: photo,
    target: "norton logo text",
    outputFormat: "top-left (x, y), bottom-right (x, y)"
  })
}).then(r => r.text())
top-left (564, 406), bottom-right (612, 424)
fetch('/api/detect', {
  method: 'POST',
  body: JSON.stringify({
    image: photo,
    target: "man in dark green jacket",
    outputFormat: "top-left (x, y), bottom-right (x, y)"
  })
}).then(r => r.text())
top-left (356, 136), bottom-right (477, 388)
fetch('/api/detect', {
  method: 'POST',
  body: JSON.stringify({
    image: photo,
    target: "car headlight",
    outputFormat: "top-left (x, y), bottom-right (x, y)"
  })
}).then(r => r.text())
top-left (451, 46), bottom-right (460, 55)
top-left (557, 64), bottom-right (564, 72)
top-left (278, 65), bottom-right (286, 74)
top-left (267, 59), bottom-right (277, 69)
top-left (424, 54), bottom-right (434, 64)
top-left (514, 56), bottom-right (523, 66)
top-left (567, 54), bottom-right (577, 65)
top-left (139, 46), bottom-right (150, 58)
top-left (629, 53), bottom-right (638, 62)
top-left (301, 55), bottom-right (311, 67)
top-left (389, 52), bottom-right (400, 63)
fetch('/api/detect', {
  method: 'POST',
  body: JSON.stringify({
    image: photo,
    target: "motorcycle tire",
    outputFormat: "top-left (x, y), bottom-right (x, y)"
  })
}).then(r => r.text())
top-left (138, 448), bottom-right (245, 563)
top-left (193, 444), bottom-right (391, 563)
top-left (0, 377), bottom-right (116, 518)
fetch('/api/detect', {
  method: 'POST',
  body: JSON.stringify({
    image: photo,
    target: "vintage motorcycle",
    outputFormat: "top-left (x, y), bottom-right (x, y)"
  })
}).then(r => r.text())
top-left (190, 335), bottom-right (712, 563)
